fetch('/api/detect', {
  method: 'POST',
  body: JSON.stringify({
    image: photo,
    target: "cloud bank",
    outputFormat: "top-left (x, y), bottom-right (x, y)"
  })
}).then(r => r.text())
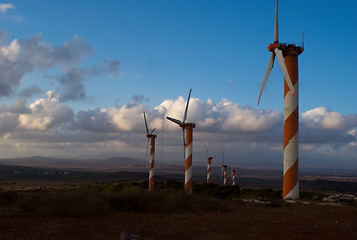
top-left (0, 92), bottom-right (355, 167)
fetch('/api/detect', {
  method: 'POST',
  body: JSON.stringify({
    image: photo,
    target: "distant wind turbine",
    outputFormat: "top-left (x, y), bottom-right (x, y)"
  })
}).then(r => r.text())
top-left (203, 142), bottom-right (215, 183)
top-left (232, 169), bottom-right (236, 186)
top-left (143, 112), bottom-right (157, 191)
top-left (167, 89), bottom-right (195, 193)
top-left (258, 0), bottom-right (303, 200)
top-left (221, 151), bottom-right (228, 186)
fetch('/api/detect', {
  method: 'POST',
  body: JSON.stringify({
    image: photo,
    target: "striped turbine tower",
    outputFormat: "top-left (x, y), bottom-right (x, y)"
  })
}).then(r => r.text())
top-left (148, 135), bottom-right (156, 191)
top-left (143, 112), bottom-right (157, 191)
top-left (283, 45), bottom-right (302, 199)
top-left (232, 170), bottom-right (236, 186)
top-left (207, 157), bottom-right (213, 183)
top-left (167, 89), bottom-right (195, 193)
top-left (222, 165), bottom-right (227, 186)
top-left (184, 124), bottom-right (195, 192)
top-left (258, 0), bottom-right (303, 200)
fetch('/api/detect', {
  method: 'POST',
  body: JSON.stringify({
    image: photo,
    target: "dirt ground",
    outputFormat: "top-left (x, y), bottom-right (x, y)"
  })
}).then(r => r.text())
top-left (0, 201), bottom-right (356, 240)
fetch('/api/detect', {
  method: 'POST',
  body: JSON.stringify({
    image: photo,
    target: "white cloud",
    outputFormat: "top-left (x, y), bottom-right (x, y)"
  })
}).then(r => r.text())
top-left (0, 32), bottom-right (120, 100)
top-left (301, 107), bottom-right (357, 130)
top-left (18, 91), bottom-right (74, 130)
top-left (0, 92), bottom-right (355, 167)
top-left (107, 103), bottom-right (147, 132)
top-left (0, 3), bottom-right (15, 13)
top-left (163, 96), bottom-right (282, 134)
top-left (299, 107), bottom-right (357, 147)
top-left (0, 39), bottom-right (20, 61)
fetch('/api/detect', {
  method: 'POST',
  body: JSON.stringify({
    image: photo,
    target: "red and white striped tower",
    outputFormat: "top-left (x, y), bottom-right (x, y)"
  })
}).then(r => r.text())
top-left (232, 170), bottom-right (236, 186)
top-left (167, 89), bottom-right (195, 193)
top-left (143, 112), bottom-right (157, 191)
top-left (282, 45), bottom-right (302, 199)
top-left (207, 157), bottom-right (213, 183)
top-left (258, 0), bottom-right (303, 200)
top-left (148, 134), bottom-right (157, 191)
top-left (222, 165), bottom-right (227, 186)
top-left (184, 124), bottom-right (195, 193)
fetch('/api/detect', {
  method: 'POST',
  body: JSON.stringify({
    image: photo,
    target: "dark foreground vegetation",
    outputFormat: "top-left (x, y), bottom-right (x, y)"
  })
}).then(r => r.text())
top-left (0, 180), bottom-right (336, 219)
top-left (1, 180), bottom-right (357, 240)
top-left (0, 181), bottom-right (234, 218)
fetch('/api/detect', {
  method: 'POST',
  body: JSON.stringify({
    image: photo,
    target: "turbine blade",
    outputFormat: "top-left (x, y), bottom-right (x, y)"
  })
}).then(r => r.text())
top-left (150, 128), bottom-right (156, 135)
top-left (274, 0), bottom-right (279, 43)
top-left (143, 112), bottom-right (149, 135)
top-left (258, 52), bottom-right (275, 105)
top-left (203, 142), bottom-right (210, 156)
top-left (183, 89), bottom-right (192, 123)
top-left (167, 116), bottom-right (183, 126)
top-left (274, 48), bottom-right (296, 95)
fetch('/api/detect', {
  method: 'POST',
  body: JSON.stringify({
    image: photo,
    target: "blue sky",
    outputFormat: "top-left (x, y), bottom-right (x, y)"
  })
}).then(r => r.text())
top-left (0, 1), bottom-right (356, 169)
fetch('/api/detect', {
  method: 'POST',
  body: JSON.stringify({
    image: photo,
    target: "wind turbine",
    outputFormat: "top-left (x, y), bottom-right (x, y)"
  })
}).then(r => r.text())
top-left (167, 89), bottom-right (195, 193)
top-left (231, 169), bottom-right (236, 186)
top-left (222, 164), bottom-right (228, 186)
top-left (258, 0), bottom-right (303, 200)
top-left (144, 112), bottom-right (157, 191)
top-left (221, 151), bottom-right (228, 186)
top-left (203, 142), bottom-right (215, 183)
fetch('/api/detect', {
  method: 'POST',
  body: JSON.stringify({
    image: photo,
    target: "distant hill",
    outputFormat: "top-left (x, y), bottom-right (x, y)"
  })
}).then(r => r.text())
top-left (0, 156), bottom-right (147, 171)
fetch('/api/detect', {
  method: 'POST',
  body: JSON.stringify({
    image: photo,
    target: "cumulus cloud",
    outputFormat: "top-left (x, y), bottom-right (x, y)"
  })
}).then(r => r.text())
top-left (56, 67), bottom-right (87, 102)
top-left (300, 107), bottom-right (357, 144)
top-left (18, 91), bottom-right (74, 131)
top-left (0, 34), bottom-right (91, 97)
top-left (20, 34), bottom-right (92, 67)
top-left (301, 107), bottom-right (357, 130)
top-left (107, 102), bottom-right (147, 132)
top-left (76, 108), bottom-right (114, 132)
top-left (0, 92), bottom-right (355, 166)
top-left (162, 96), bottom-right (282, 134)
top-left (55, 59), bottom-right (121, 102)
top-left (0, 32), bottom-right (120, 100)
